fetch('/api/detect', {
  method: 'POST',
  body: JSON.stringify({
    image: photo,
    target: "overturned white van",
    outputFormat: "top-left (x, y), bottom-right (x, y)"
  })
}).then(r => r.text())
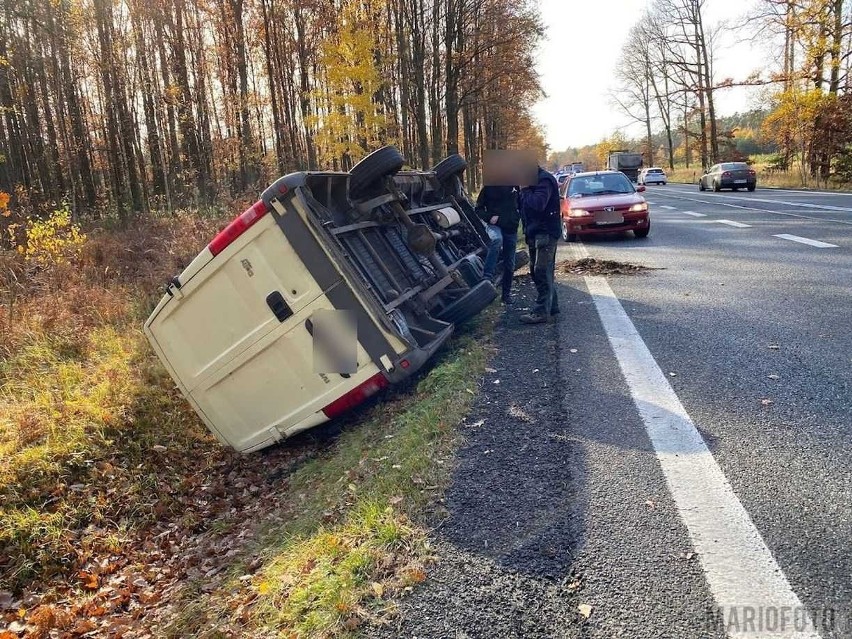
top-left (144, 147), bottom-right (507, 452)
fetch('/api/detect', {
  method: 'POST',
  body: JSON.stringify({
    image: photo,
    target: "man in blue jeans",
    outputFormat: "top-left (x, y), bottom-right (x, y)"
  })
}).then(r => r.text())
top-left (475, 185), bottom-right (520, 304)
top-left (518, 166), bottom-right (561, 324)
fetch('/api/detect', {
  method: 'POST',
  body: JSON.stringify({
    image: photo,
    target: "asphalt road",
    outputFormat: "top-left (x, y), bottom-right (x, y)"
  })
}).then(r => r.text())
top-left (372, 184), bottom-right (852, 638)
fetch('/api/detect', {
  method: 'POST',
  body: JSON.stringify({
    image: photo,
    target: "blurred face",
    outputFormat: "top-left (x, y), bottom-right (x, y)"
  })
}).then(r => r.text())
top-left (482, 149), bottom-right (538, 187)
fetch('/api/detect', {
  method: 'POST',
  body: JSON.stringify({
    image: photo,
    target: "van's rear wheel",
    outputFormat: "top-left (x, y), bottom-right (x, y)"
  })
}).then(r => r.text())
top-left (349, 146), bottom-right (405, 200)
top-left (436, 280), bottom-right (497, 324)
top-left (432, 154), bottom-right (468, 185)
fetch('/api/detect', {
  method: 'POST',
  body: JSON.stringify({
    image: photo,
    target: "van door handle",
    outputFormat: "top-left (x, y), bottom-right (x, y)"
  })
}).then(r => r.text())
top-left (266, 291), bottom-right (293, 322)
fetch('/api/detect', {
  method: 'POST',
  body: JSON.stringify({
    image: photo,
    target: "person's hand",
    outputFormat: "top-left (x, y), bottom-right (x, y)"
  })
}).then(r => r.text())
top-left (489, 216), bottom-right (498, 225)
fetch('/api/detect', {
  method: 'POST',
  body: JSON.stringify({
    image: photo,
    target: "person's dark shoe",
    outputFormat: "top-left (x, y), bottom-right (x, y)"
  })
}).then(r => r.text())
top-left (520, 312), bottom-right (547, 324)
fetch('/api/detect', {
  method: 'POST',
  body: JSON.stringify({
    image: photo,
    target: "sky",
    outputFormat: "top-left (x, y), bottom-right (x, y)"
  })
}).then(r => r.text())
top-left (532, 0), bottom-right (771, 151)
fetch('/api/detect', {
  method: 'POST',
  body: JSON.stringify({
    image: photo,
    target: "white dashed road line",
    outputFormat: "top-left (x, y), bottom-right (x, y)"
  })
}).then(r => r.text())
top-left (656, 192), bottom-right (852, 226)
top-left (585, 277), bottom-right (819, 638)
top-left (660, 205), bottom-right (676, 210)
top-left (681, 211), bottom-right (707, 217)
top-left (773, 234), bottom-right (839, 248)
top-left (715, 220), bottom-right (752, 228)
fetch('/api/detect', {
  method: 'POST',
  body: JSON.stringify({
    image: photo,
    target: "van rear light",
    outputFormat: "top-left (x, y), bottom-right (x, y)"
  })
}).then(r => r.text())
top-left (208, 200), bottom-right (269, 256)
top-left (748, 169), bottom-right (756, 176)
top-left (321, 372), bottom-right (389, 419)
top-left (722, 171), bottom-right (732, 178)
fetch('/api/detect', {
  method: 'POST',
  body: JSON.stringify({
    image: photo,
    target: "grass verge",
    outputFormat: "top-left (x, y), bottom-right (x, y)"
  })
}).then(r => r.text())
top-left (165, 310), bottom-right (497, 638)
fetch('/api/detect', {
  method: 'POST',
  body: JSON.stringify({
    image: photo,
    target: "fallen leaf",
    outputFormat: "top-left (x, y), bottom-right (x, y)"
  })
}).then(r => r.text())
top-left (79, 570), bottom-right (99, 590)
top-left (389, 495), bottom-right (403, 505)
top-left (485, 367), bottom-right (497, 373)
top-left (760, 398), bottom-right (774, 406)
top-left (578, 603), bottom-right (593, 619)
top-left (152, 445), bottom-right (168, 452)
top-left (644, 499), bottom-right (656, 510)
top-left (569, 348), bottom-right (578, 353)
top-left (567, 579), bottom-right (583, 591)
top-left (767, 374), bottom-right (780, 380)
top-left (493, 379), bottom-right (500, 384)
top-left (371, 582), bottom-right (384, 598)
top-left (257, 581), bottom-right (271, 595)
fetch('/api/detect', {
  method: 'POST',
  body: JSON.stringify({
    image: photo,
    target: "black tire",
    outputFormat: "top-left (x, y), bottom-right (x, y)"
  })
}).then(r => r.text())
top-left (436, 280), bottom-right (497, 324)
top-left (634, 222), bottom-right (651, 239)
top-left (432, 154), bottom-right (468, 184)
top-left (513, 249), bottom-right (530, 272)
top-left (748, 185), bottom-right (756, 192)
top-left (349, 146), bottom-right (405, 200)
top-left (713, 180), bottom-right (721, 192)
top-left (457, 255), bottom-right (485, 287)
top-left (699, 179), bottom-right (705, 191)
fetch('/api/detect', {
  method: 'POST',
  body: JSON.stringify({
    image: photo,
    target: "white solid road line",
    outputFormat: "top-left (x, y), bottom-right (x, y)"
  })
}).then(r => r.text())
top-left (585, 276), bottom-right (818, 639)
top-left (715, 220), bottom-right (752, 228)
top-left (682, 211), bottom-right (707, 217)
top-left (773, 234), bottom-right (839, 248)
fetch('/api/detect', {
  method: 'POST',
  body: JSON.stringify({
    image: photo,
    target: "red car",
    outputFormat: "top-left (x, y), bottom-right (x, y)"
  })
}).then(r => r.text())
top-left (559, 170), bottom-right (650, 241)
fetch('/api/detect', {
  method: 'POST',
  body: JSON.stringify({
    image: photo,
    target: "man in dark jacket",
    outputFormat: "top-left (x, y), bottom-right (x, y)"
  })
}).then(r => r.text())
top-left (475, 184), bottom-right (520, 304)
top-left (518, 166), bottom-right (561, 324)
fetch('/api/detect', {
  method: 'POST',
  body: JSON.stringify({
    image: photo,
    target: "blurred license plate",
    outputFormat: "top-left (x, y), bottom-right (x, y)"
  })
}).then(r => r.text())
top-left (595, 210), bottom-right (624, 225)
top-left (735, 179), bottom-right (747, 184)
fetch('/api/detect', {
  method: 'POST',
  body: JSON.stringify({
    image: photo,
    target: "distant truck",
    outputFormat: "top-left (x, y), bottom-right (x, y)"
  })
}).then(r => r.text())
top-left (607, 151), bottom-right (643, 182)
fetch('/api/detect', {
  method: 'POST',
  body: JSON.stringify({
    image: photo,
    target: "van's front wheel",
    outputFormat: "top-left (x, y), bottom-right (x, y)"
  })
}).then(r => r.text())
top-left (349, 146), bottom-right (405, 200)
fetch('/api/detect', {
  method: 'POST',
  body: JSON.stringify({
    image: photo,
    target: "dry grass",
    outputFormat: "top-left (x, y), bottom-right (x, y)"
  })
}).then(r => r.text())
top-left (0, 212), bottom-right (228, 590)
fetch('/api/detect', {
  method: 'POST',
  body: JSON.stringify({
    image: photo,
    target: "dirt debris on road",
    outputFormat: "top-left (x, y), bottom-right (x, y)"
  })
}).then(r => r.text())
top-left (558, 257), bottom-right (660, 276)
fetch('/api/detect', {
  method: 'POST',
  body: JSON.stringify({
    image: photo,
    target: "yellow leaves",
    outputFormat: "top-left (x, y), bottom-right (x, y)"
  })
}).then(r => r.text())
top-left (257, 581), bottom-right (272, 595)
top-left (13, 204), bottom-right (87, 267)
top-left (0, 190), bottom-right (9, 216)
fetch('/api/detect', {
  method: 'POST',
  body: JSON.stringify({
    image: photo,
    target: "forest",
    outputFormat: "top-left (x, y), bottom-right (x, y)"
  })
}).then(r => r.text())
top-left (0, 0), bottom-right (545, 222)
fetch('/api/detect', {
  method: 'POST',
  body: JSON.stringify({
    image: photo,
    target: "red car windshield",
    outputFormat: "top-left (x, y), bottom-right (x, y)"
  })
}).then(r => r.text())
top-left (569, 173), bottom-right (634, 197)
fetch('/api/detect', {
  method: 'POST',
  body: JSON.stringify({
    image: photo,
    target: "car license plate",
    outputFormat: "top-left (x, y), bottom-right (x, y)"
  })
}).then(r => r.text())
top-left (734, 179), bottom-right (747, 184)
top-left (595, 210), bottom-right (624, 225)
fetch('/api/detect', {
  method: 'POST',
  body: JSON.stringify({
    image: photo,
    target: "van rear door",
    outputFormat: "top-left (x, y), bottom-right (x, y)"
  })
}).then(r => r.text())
top-left (145, 212), bottom-right (326, 393)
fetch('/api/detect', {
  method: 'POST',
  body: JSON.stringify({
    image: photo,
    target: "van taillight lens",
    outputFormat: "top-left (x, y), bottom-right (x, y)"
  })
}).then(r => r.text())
top-left (208, 200), bottom-right (269, 256)
top-left (322, 373), bottom-right (389, 419)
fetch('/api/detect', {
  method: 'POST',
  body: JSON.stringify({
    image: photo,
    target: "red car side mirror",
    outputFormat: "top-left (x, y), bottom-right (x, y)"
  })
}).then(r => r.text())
top-left (636, 185), bottom-right (646, 193)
